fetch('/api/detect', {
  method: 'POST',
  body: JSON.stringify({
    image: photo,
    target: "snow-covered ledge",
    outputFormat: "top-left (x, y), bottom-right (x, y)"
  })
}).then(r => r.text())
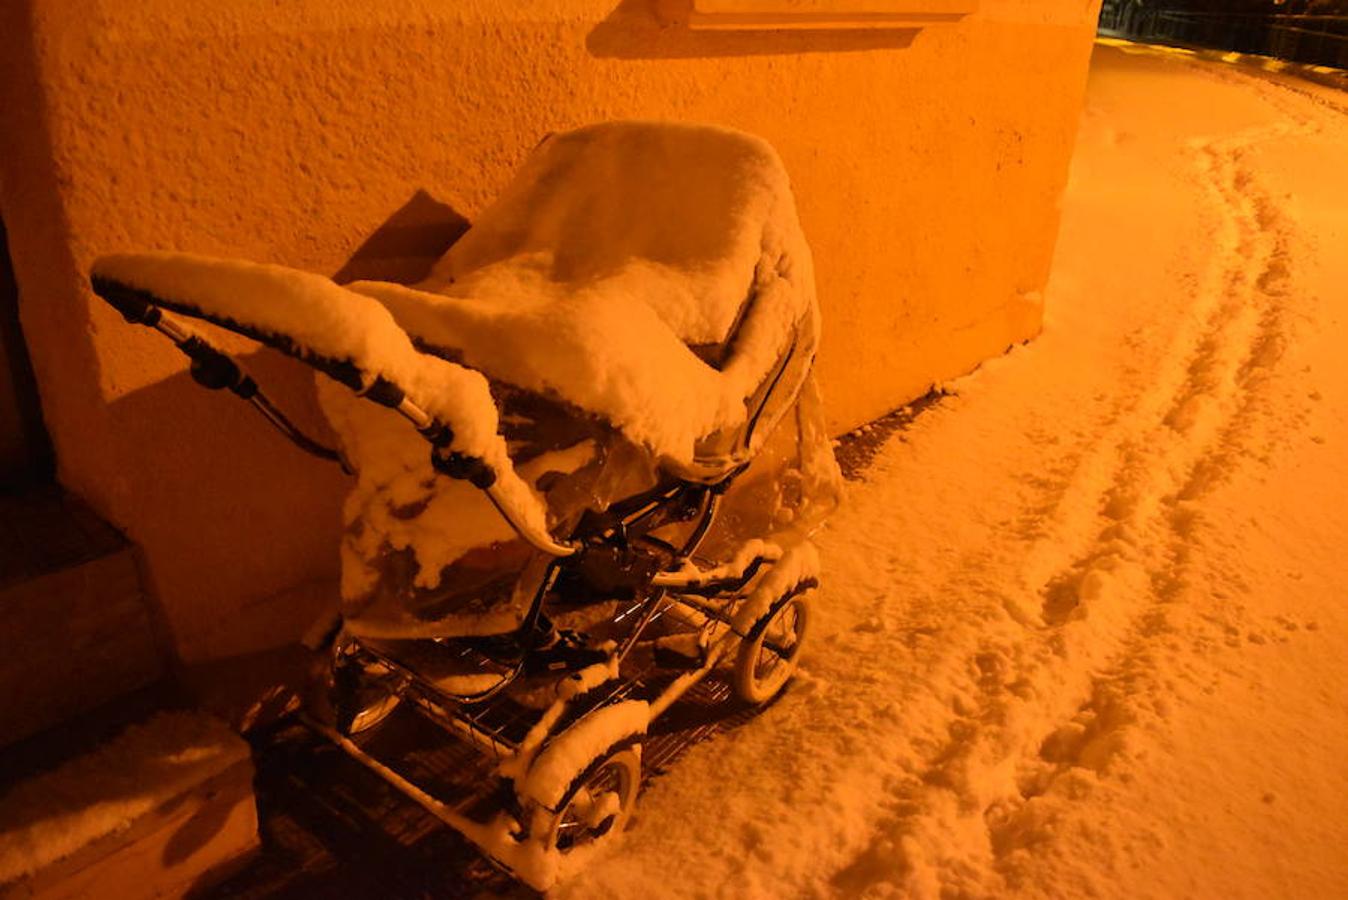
top-left (655, 0), bottom-right (978, 29)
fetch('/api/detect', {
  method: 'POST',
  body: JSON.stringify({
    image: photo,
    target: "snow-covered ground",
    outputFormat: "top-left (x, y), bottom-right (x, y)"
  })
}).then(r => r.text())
top-left (560, 42), bottom-right (1348, 899)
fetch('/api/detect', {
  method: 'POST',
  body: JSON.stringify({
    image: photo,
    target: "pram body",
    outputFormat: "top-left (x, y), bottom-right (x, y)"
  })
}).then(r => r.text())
top-left (91, 121), bottom-right (841, 890)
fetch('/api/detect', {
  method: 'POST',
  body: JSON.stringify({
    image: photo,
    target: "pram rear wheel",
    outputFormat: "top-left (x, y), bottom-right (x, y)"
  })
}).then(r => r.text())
top-left (307, 653), bottom-right (402, 735)
top-left (309, 680), bottom-right (401, 735)
top-left (734, 590), bottom-right (812, 705)
top-left (546, 744), bottom-right (642, 854)
top-left (341, 689), bottom-right (402, 734)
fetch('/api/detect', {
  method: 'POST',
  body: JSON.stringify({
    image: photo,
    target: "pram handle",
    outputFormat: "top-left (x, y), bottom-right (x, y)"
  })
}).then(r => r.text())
top-left (94, 277), bottom-right (347, 466)
top-left (90, 273), bottom-right (577, 558)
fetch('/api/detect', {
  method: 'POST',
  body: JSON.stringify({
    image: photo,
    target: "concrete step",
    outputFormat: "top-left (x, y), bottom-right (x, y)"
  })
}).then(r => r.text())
top-left (0, 485), bottom-right (162, 747)
top-left (0, 710), bottom-right (257, 900)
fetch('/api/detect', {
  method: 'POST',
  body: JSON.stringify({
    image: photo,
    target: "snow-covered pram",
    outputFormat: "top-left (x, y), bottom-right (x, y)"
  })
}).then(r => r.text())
top-left (90, 121), bottom-right (840, 889)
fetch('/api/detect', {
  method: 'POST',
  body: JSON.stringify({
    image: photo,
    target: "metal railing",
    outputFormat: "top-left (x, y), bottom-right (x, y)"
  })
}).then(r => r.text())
top-left (1099, 3), bottom-right (1348, 69)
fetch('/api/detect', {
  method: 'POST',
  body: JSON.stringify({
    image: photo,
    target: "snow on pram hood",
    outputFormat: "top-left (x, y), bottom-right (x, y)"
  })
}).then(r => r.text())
top-left (352, 120), bottom-right (817, 465)
top-left (91, 123), bottom-right (814, 468)
top-left (90, 252), bottom-right (504, 461)
top-left (427, 120), bottom-right (808, 349)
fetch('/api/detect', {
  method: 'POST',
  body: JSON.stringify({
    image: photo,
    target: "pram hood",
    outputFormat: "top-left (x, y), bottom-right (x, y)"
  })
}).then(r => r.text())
top-left (347, 120), bottom-right (818, 468)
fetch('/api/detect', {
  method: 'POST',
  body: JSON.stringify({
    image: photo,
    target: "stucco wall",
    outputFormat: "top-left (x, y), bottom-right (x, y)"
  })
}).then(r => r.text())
top-left (0, 0), bottom-right (1100, 661)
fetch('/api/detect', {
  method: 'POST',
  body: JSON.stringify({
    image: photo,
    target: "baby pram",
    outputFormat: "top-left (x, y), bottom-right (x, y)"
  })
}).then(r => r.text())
top-left (90, 121), bottom-right (841, 889)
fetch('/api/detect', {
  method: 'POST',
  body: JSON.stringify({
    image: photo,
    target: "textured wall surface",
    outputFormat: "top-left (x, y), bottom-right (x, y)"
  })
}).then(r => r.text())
top-left (0, 0), bottom-right (1100, 661)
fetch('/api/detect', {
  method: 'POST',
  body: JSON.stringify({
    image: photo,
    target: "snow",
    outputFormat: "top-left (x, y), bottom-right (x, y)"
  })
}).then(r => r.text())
top-left (655, 537), bottom-right (782, 586)
top-left (420, 120), bottom-right (806, 349)
top-left (348, 121), bottom-right (816, 466)
top-left (92, 250), bottom-right (558, 574)
top-left (95, 121), bottom-right (816, 471)
top-left (313, 381), bottom-right (516, 597)
top-left (553, 44), bottom-right (1348, 899)
top-left (516, 700), bottom-right (649, 811)
top-left (728, 539), bottom-right (820, 634)
top-left (0, 712), bottom-right (247, 886)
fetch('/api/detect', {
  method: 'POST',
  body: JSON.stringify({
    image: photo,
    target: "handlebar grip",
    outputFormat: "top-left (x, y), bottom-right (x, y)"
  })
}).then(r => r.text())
top-left (429, 443), bottom-right (497, 489)
top-left (357, 375), bottom-right (405, 409)
top-left (181, 337), bottom-right (242, 391)
top-left (91, 277), bottom-right (162, 326)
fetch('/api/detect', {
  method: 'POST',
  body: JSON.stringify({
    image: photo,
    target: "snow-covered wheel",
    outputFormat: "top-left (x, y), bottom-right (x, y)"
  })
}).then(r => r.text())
top-left (544, 743), bottom-right (642, 855)
top-left (734, 588), bottom-right (811, 704)
top-left (514, 700), bottom-right (648, 882)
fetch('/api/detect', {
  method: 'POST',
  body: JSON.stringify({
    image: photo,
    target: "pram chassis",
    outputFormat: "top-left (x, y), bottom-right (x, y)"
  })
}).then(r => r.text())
top-left (300, 481), bottom-right (817, 888)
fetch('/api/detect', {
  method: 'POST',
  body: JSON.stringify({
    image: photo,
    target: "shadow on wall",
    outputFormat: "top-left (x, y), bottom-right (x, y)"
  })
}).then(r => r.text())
top-left (333, 190), bottom-right (469, 286)
top-left (101, 191), bottom-right (470, 656)
top-left (588, 0), bottom-right (921, 58)
top-left (101, 349), bottom-right (346, 652)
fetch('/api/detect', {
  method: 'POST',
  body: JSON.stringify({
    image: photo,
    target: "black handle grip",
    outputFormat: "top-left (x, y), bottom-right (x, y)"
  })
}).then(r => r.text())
top-left (429, 443), bottom-right (497, 489)
top-left (91, 277), bottom-right (162, 326)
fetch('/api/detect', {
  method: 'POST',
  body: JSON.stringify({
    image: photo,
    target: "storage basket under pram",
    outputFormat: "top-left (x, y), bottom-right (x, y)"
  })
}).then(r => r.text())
top-left (89, 120), bottom-right (841, 890)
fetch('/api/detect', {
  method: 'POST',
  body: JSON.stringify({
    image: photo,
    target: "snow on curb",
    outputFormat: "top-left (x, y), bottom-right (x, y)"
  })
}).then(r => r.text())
top-left (0, 711), bottom-right (248, 886)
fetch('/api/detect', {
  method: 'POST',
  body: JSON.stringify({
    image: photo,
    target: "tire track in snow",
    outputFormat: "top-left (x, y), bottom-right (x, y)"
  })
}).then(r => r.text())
top-left (987, 64), bottom-right (1340, 890)
top-left (824, 67), bottom-right (1317, 898)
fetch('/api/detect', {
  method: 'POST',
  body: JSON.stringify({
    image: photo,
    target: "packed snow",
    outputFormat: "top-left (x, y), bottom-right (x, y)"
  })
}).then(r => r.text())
top-left (554, 43), bottom-right (1348, 899)
top-left (0, 712), bottom-right (247, 886)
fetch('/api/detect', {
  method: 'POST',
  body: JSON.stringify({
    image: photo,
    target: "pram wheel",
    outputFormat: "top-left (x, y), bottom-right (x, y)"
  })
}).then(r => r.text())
top-left (734, 590), bottom-right (812, 705)
top-left (546, 744), bottom-right (642, 854)
top-left (306, 677), bottom-right (401, 735)
top-left (307, 647), bottom-right (402, 735)
top-left (340, 688), bottom-right (402, 735)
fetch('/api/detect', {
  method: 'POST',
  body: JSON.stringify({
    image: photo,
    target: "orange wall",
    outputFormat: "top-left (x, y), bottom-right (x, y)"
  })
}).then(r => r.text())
top-left (0, 0), bottom-right (1100, 661)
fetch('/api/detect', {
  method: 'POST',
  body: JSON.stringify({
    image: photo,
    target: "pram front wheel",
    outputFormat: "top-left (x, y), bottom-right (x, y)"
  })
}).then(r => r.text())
top-left (546, 744), bottom-right (642, 854)
top-left (734, 590), bottom-right (812, 705)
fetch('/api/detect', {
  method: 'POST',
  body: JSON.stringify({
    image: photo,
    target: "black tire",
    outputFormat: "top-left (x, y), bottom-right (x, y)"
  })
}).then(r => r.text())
top-left (543, 742), bottom-right (642, 854)
top-left (733, 589), bottom-right (812, 704)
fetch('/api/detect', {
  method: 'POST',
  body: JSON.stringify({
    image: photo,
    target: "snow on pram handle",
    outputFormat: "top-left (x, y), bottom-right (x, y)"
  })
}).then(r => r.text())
top-left (89, 257), bottom-right (577, 558)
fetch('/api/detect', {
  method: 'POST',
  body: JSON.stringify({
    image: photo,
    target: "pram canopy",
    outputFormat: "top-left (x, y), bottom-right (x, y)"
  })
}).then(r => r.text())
top-left (91, 121), bottom-right (835, 638)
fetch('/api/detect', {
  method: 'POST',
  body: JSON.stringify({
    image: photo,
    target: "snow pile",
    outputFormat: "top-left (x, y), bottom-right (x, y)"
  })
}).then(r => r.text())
top-left (0, 712), bottom-right (247, 885)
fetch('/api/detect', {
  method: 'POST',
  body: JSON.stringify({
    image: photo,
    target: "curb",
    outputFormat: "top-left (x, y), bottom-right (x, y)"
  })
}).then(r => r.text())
top-left (1096, 33), bottom-right (1348, 94)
